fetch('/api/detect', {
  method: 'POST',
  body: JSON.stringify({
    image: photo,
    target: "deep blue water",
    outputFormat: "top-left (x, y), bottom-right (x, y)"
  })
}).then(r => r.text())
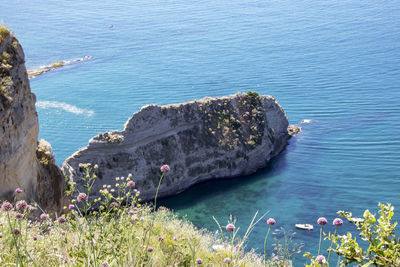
top-left (2, 0), bottom-right (400, 265)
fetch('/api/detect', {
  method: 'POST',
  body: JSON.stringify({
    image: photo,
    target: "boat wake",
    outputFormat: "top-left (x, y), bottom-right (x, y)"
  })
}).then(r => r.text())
top-left (36, 101), bottom-right (94, 117)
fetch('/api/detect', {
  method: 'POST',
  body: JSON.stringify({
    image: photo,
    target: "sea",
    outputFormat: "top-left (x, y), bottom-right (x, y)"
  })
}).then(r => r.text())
top-left (2, 0), bottom-right (400, 265)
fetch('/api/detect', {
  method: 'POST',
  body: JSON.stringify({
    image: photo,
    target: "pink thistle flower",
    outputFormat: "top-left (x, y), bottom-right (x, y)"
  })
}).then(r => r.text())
top-left (317, 217), bottom-right (327, 226)
top-left (68, 204), bottom-right (75, 210)
top-left (316, 255), bottom-right (326, 264)
top-left (101, 262), bottom-right (109, 267)
top-left (0, 233), bottom-right (2, 238)
top-left (128, 210), bottom-right (135, 215)
top-left (40, 213), bottom-right (47, 220)
top-left (196, 258), bottom-right (203, 264)
top-left (77, 193), bottom-right (87, 202)
top-left (267, 218), bottom-right (276, 226)
top-left (33, 236), bottom-right (38, 241)
top-left (127, 181), bottom-right (135, 188)
top-left (25, 205), bottom-right (31, 211)
top-left (110, 202), bottom-right (119, 208)
top-left (14, 228), bottom-right (20, 235)
top-left (147, 247), bottom-right (153, 252)
top-left (57, 217), bottom-right (67, 223)
top-left (160, 164), bottom-right (170, 173)
top-left (1, 201), bottom-right (13, 212)
top-left (333, 218), bottom-right (343, 226)
top-left (15, 200), bottom-right (27, 211)
top-left (15, 213), bottom-right (23, 219)
top-left (61, 231), bottom-right (66, 236)
top-left (15, 188), bottom-right (22, 194)
top-left (235, 244), bottom-right (243, 251)
top-left (158, 236), bottom-right (164, 242)
top-left (226, 223), bottom-right (235, 232)
top-left (224, 257), bottom-right (232, 264)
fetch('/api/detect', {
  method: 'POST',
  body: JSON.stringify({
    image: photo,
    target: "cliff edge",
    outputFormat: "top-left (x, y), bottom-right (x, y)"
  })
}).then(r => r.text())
top-left (0, 28), bottom-right (65, 214)
top-left (63, 92), bottom-right (293, 201)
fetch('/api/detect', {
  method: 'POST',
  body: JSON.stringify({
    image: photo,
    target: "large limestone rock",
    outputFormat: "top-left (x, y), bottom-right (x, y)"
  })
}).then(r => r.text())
top-left (0, 30), bottom-right (65, 214)
top-left (63, 92), bottom-right (293, 201)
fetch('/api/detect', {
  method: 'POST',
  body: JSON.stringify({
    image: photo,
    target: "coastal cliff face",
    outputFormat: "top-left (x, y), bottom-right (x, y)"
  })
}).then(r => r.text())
top-left (63, 92), bottom-right (292, 201)
top-left (0, 30), bottom-right (65, 214)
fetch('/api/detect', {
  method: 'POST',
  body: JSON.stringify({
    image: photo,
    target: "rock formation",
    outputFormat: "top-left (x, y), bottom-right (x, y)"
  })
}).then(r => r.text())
top-left (63, 92), bottom-right (295, 201)
top-left (0, 29), bottom-right (65, 215)
top-left (27, 56), bottom-right (91, 79)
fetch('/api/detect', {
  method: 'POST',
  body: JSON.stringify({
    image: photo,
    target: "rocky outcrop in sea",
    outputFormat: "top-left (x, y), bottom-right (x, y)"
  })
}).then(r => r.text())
top-left (63, 92), bottom-right (296, 201)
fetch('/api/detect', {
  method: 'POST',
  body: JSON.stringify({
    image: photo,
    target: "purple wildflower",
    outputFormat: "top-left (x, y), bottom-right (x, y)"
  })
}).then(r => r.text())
top-left (33, 236), bottom-right (38, 241)
top-left (15, 188), bottom-right (22, 194)
top-left (14, 228), bottom-right (20, 235)
top-left (77, 193), bottom-right (87, 202)
top-left (0, 233), bottom-right (2, 238)
top-left (224, 257), bottom-right (232, 264)
top-left (160, 164), bottom-right (170, 173)
top-left (101, 262), bottom-right (109, 267)
top-left (1, 201), bottom-right (13, 212)
top-left (333, 218), bottom-right (343, 226)
top-left (68, 204), bottom-right (75, 210)
top-left (62, 231), bottom-right (66, 236)
top-left (317, 217), bottom-right (327, 226)
top-left (316, 255), bottom-right (326, 264)
top-left (40, 213), bottom-right (47, 220)
top-left (15, 213), bottom-right (22, 219)
top-left (57, 217), bottom-right (67, 223)
top-left (158, 236), bottom-right (164, 242)
top-left (147, 247), bottom-right (153, 252)
top-left (15, 200), bottom-right (27, 211)
top-left (267, 218), bottom-right (276, 226)
top-left (196, 258), bottom-right (203, 265)
top-left (127, 181), bottom-right (135, 188)
top-left (226, 223), bottom-right (235, 232)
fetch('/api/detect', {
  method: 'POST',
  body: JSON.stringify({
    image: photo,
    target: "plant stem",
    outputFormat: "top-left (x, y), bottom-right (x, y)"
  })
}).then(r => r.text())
top-left (153, 173), bottom-right (165, 213)
top-left (318, 226), bottom-right (323, 255)
top-left (263, 226), bottom-right (271, 266)
top-left (327, 228), bottom-right (337, 263)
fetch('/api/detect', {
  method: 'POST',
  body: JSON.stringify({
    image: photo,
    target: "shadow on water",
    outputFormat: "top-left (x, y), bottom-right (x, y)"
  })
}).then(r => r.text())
top-left (157, 136), bottom-right (297, 210)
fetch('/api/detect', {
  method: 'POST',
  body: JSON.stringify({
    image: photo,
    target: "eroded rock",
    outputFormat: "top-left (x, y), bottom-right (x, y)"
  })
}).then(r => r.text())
top-left (0, 31), bottom-right (65, 215)
top-left (63, 92), bottom-right (294, 201)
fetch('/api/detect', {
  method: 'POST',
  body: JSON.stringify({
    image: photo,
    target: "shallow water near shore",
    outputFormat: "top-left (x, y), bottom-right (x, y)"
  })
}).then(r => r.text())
top-left (3, 0), bottom-right (400, 265)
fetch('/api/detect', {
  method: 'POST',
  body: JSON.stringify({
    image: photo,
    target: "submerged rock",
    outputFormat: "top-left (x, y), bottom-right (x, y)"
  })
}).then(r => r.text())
top-left (0, 30), bottom-right (66, 215)
top-left (63, 91), bottom-right (294, 201)
top-left (27, 56), bottom-right (91, 79)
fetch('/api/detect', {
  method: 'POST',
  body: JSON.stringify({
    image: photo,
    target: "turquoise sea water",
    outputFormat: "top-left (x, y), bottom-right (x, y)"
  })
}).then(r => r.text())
top-left (3, 0), bottom-right (400, 265)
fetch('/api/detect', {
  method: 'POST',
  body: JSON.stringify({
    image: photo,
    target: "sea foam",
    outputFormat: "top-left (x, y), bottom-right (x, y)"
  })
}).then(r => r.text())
top-left (36, 101), bottom-right (94, 117)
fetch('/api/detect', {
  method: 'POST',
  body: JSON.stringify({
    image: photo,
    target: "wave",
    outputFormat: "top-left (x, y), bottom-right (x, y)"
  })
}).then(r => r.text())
top-left (36, 101), bottom-right (94, 117)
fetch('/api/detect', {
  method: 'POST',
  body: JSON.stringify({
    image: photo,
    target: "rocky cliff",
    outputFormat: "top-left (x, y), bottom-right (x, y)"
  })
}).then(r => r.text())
top-left (0, 29), bottom-right (65, 214)
top-left (63, 92), bottom-right (294, 201)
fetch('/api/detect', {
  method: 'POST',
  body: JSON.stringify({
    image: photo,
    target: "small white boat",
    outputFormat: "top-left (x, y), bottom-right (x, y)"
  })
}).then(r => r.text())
top-left (295, 224), bottom-right (314, 230)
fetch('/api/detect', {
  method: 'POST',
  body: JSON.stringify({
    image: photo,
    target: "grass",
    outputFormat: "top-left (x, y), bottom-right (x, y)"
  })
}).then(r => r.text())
top-left (0, 164), bottom-right (272, 266)
top-left (0, 25), bottom-right (10, 44)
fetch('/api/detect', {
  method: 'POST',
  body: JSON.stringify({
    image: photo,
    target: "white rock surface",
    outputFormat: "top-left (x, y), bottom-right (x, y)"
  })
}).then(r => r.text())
top-left (0, 33), bottom-right (65, 214)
